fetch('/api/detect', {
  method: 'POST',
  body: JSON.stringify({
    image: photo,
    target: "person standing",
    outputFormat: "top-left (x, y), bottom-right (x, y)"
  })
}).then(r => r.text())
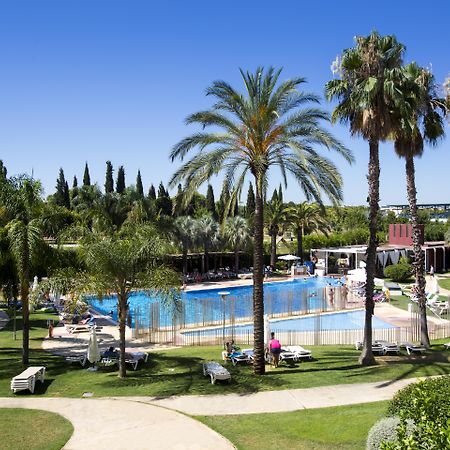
top-left (430, 265), bottom-right (435, 277)
top-left (268, 332), bottom-right (282, 368)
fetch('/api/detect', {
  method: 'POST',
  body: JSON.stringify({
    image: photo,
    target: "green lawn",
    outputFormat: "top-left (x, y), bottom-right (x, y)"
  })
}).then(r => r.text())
top-left (439, 278), bottom-right (450, 291)
top-left (1, 312), bottom-right (450, 398)
top-left (199, 401), bottom-right (388, 450)
top-left (0, 408), bottom-right (73, 450)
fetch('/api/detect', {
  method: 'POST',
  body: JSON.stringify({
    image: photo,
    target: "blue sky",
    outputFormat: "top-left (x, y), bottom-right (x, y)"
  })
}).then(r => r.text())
top-left (0, 1), bottom-right (448, 205)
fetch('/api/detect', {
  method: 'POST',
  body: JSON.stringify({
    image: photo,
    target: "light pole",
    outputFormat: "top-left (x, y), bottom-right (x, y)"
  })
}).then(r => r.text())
top-left (218, 291), bottom-right (230, 345)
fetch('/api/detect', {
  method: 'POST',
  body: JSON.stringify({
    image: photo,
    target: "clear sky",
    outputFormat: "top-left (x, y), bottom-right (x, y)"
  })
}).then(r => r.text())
top-left (0, 1), bottom-right (448, 205)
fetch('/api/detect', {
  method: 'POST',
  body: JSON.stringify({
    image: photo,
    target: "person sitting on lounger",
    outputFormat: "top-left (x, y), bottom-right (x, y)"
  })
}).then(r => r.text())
top-left (102, 347), bottom-right (119, 358)
top-left (268, 332), bottom-right (282, 368)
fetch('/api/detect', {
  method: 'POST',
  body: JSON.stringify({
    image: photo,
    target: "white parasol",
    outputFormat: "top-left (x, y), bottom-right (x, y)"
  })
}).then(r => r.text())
top-left (87, 327), bottom-right (101, 369)
top-left (278, 254), bottom-right (301, 261)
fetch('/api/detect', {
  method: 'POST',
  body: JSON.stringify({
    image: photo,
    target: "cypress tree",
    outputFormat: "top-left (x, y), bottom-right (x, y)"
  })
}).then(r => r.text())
top-left (0, 160), bottom-right (7, 180)
top-left (105, 161), bottom-right (114, 193)
top-left (136, 170), bottom-right (144, 198)
top-left (64, 181), bottom-right (70, 209)
top-left (246, 182), bottom-right (255, 217)
top-left (271, 188), bottom-right (278, 203)
top-left (71, 175), bottom-right (79, 201)
top-left (116, 166), bottom-right (125, 194)
top-left (148, 184), bottom-right (156, 201)
top-left (217, 184), bottom-right (230, 222)
top-left (156, 182), bottom-right (172, 215)
top-left (173, 183), bottom-right (184, 216)
top-left (206, 184), bottom-right (217, 219)
top-left (278, 184), bottom-right (283, 204)
top-left (54, 168), bottom-right (70, 208)
top-left (83, 162), bottom-right (91, 186)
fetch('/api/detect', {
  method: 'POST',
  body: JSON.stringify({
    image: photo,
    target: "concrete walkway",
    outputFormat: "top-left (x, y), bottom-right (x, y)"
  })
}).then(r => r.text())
top-left (131, 377), bottom-right (420, 416)
top-left (0, 397), bottom-right (235, 450)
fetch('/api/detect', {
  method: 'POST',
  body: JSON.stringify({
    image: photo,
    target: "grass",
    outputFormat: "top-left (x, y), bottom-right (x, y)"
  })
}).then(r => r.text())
top-left (1, 312), bottom-right (450, 398)
top-left (0, 408), bottom-right (73, 450)
top-left (439, 278), bottom-right (450, 291)
top-left (198, 401), bottom-right (388, 450)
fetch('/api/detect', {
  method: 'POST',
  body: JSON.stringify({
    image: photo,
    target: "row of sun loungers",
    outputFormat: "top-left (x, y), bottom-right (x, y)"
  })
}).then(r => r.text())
top-left (355, 340), bottom-right (426, 355)
top-left (223, 346), bottom-right (313, 366)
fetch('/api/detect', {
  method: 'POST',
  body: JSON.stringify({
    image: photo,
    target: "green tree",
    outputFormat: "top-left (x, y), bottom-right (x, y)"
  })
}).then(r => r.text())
top-left (278, 184), bottom-right (283, 204)
top-left (136, 170), bottom-right (144, 198)
top-left (0, 160), bottom-right (7, 180)
top-left (287, 202), bottom-right (330, 260)
top-left (392, 63), bottom-right (447, 348)
top-left (206, 184), bottom-right (217, 220)
top-left (326, 31), bottom-right (405, 365)
top-left (83, 162), bottom-right (91, 187)
top-left (171, 67), bottom-right (352, 374)
top-left (1, 176), bottom-right (45, 364)
top-left (225, 216), bottom-right (250, 272)
top-left (265, 198), bottom-right (288, 267)
top-left (155, 182), bottom-right (172, 216)
top-left (173, 216), bottom-right (196, 274)
top-left (116, 166), bottom-right (126, 194)
top-left (105, 161), bottom-right (114, 193)
top-left (148, 184), bottom-right (156, 201)
top-left (195, 215), bottom-right (219, 273)
top-left (245, 182), bottom-right (255, 218)
top-left (54, 168), bottom-right (70, 209)
top-left (82, 226), bottom-right (180, 377)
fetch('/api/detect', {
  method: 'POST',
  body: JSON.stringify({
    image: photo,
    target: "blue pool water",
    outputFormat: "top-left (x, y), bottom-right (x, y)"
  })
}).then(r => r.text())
top-left (89, 277), bottom-right (343, 328)
top-left (182, 310), bottom-right (395, 337)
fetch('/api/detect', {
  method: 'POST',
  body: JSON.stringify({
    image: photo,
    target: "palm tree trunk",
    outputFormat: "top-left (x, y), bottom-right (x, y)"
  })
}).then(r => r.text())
top-left (253, 176), bottom-right (265, 375)
top-left (296, 228), bottom-right (303, 262)
top-left (204, 244), bottom-right (209, 273)
top-left (270, 232), bottom-right (276, 267)
top-left (234, 249), bottom-right (239, 273)
top-left (405, 155), bottom-right (430, 347)
top-left (359, 140), bottom-right (378, 366)
top-left (118, 293), bottom-right (127, 378)
top-left (182, 246), bottom-right (188, 275)
top-left (21, 280), bottom-right (29, 365)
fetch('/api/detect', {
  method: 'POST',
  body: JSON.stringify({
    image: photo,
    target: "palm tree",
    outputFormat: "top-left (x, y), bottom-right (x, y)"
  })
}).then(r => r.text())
top-left (393, 63), bottom-right (447, 348)
top-left (326, 32), bottom-right (405, 365)
top-left (224, 216), bottom-right (250, 272)
top-left (287, 202), bottom-right (330, 261)
top-left (170, 67), bottom-right (352, 374)
top-left (265, 198), bottom-right (288, 267)
top-left (83, 226), bottom-right (180, 378)
top-left (173, 216), bottom-right (196, 275)
top-left (0, 176), bottom-right (44, 364)
top-left (195, 216), bottom-right (219, 273)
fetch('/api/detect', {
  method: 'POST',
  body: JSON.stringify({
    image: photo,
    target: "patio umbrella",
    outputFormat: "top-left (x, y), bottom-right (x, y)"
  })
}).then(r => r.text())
top-left (278, 254), bottom-right (301, 261)
top-left (87, 327), bottom-right (101, 370)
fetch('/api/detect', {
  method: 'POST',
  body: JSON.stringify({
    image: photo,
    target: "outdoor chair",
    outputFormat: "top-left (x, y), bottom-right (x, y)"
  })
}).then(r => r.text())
top-left (279, 349), bottom-right (299, 364)
top-left (374, 340), bottom-right (400, 355)
top-left (400, 342), bottom-right (426, 355)
top-left (203, 361), bottom-right (231, 384)
top-left (11, 366), bottom-right (46, 394)
top-left (285, 345), bottom-right (313, 360)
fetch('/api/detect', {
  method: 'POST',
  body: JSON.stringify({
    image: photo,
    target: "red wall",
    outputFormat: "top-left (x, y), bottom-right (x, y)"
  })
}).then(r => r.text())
top-left (388, 224), bottom-right (424, 246)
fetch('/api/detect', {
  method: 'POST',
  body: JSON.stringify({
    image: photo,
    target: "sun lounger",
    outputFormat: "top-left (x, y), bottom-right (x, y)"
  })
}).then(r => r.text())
top-left (443, 342), bottom-right (450, 350)
top-left (66, 323), bottom-right (103, 334)
top-left (279, 350), bottom-right (299, 364)
top-left (229, 351), bottom-right (252, 366)
top-left (65, 355), bottom-right (87, 366)
top-left (374, 340), bottom-right (400, 355)
top-left (203, 361), bottom-right (231, 384)
top-left (11, 366), bottom-right (45, 394)
top-left (285, 345), bottom-right (313, 360)
top-left (400, 342), bottom-right (426, 355)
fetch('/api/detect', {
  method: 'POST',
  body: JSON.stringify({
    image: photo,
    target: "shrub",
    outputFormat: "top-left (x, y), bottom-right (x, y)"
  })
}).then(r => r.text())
top-left (366, 417), bottom-right (402, 449)
top-left (383, 263), bottom-right (412, 282)
top-left (383, 377), bottom-right (450, 449)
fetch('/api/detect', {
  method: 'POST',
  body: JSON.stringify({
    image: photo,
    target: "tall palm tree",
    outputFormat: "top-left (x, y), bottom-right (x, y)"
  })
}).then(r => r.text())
top-left (195, 216), bottom-right (219, 273)
top-left (0, 176), bottom-right (44, 364)
top-left (83, 225), bottom-right (180, 378)
top-left (170, 67), bottom-right (352, 374)
top-left (265, 198), bottom-right (288, 267)
top-left (393, 63), bottom-right (447, 348)
top-left (224, 216), bottom-right (250, 272)
top-left (173, 216), bottom-right (196, 275)
top-left (287, 202), bottom-right (330, 261)
top-left (326, 32), bottom-right (405, 365)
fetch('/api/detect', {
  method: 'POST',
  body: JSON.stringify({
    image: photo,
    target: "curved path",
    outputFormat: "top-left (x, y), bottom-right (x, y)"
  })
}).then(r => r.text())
top-left (0, 397), bottom-right (235, 450)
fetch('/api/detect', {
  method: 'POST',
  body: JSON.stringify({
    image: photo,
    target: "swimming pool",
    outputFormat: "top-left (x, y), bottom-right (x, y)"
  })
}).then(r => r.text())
top-left (182, 310), bottom-right (395, 337)
top-left (88, 277), bottom-right (344, 328)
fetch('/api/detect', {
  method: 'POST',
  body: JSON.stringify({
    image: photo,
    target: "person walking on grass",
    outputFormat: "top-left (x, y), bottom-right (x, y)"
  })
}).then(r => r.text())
top-left (268, 332), bottom-right (282, 368)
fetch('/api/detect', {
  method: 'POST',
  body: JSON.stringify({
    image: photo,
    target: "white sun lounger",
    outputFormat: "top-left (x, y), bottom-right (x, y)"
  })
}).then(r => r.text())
top-left (285, 345), bottom-right (313, 360)
top-left (279, 350), bottom-right (299, 364)
top-left (65, 355), bottom-right (87, 366)
top-left (11, 366), bottom-right (46, 394)
top-left (374, 340), bottom-right (400, 355)
top-left (203, 361), bottom-right (231, 384)
top-left (65, 324), bottom-right (103, 334)
top-left (400, 342), bottom-right (426, 355)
